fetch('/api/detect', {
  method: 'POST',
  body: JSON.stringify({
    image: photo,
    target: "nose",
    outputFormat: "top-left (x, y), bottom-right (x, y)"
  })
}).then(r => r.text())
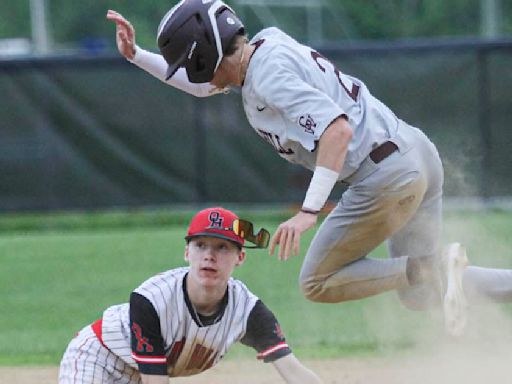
top-left (202, 245), bottom-right (217, 260)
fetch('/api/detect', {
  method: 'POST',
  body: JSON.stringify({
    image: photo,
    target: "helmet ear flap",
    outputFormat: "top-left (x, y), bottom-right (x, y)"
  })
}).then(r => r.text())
top-left (195, 55), bottom-right (207, 72)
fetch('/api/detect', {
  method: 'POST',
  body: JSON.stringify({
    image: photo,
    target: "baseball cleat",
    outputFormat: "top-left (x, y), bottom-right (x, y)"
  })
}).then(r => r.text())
top-left (442, 242), bottom-right (469, 337)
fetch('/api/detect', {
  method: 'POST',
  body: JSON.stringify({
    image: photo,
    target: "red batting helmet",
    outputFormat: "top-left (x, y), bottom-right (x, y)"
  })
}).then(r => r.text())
top-left (157, 0), bottom-right (245, 83)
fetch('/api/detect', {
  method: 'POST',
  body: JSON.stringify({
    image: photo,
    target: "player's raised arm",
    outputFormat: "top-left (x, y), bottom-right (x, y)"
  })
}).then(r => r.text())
top-left (272, 354), bottom-right (323, 383)
top-left (106, 9), bottom-right (219, 97)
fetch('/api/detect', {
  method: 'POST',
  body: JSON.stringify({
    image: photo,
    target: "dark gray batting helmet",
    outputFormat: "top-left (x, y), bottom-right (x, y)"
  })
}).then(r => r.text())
top-left (157, 0), bottom-right (245, 83)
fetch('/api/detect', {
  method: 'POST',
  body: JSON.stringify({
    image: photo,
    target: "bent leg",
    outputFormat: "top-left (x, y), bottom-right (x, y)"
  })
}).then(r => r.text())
top-left (300, 169), bottom-right (427, 303)
top-left (387, 196), bottom-right (443, 310)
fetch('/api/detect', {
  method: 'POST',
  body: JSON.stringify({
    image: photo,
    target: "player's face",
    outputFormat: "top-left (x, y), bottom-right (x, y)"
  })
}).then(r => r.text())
top-left (210, 62), bottom-right (231, 89)
top-left (185, 237), bottom-right (245, 288)
top-left (210, 45), bottom-right (244, 88)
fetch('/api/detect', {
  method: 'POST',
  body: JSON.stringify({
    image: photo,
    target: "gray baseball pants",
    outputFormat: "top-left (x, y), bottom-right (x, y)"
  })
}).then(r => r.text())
top-left (300, 121), bottom-right (512, 309)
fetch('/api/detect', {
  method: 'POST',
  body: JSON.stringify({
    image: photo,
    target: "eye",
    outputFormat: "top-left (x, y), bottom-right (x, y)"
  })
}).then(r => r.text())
top-left (195, 240), bottom-right (206, 249)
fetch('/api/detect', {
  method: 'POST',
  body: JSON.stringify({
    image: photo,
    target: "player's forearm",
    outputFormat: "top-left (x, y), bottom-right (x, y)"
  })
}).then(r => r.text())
top-left (129, 46), bottom-right (219, 97)
top-left (302, 116), bottom-right (352, 212)
top-left (140, 373), bottom-right (169, 384)
top-left (316, 116), bottom-right (352, 173)
top-left (272, 354), bottom-right (323, 383)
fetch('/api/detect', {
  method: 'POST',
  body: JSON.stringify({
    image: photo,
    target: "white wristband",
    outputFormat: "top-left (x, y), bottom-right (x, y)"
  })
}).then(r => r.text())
top-left (302, 166), bottom-right (339, 212)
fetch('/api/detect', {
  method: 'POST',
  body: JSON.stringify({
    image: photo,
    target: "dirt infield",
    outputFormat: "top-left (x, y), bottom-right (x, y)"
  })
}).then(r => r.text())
top-left (2, 349), bottom-right (511, 384)
top-left (0, 358), bottom-right (406, 384)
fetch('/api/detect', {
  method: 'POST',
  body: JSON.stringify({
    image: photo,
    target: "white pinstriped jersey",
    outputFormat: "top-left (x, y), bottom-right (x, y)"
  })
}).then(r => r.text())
top-left (101, 267), bottom-right (261, 377)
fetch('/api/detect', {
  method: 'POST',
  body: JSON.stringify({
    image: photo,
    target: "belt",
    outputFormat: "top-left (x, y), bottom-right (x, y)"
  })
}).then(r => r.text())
top-left (369, 141), bottom-right (398, 163)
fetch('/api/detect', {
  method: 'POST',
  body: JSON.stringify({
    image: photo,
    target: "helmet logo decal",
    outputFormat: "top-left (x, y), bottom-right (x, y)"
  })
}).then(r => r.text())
top-left (188, 41), bottom-right (197, 59)
top-left (226, 17), bottom-right (235, 25)
top-left (207, 211), bottom-right (224, 229)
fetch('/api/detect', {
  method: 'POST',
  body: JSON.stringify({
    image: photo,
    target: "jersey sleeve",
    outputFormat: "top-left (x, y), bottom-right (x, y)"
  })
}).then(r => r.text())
top-left (129, 292), bottom-right (168, 375)
top-left (129, 47), bottom-right (222, 98)
top-left (254, 48), bottom-right (346, 150)
top-left (240, 300), bottom-right (292, 362)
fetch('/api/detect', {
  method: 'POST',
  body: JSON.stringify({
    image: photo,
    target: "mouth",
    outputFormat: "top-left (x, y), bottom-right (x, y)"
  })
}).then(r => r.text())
top-left (200, 266), bottom-right (217, 275)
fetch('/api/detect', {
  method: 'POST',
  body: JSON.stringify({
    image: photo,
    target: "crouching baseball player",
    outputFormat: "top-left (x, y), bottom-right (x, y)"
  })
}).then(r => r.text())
top-left (59, 207), bottom-right (323, 384)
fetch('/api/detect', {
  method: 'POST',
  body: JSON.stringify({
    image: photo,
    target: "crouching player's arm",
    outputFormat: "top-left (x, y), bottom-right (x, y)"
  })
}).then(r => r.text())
top-left (241, 300), bottom-right (323, 384)
top-left (130, 293), bottom-right (169, 384)
top-left (272, 354), bottom-right (322, 384)
top-left (140, 374), bottom-right (168, 384)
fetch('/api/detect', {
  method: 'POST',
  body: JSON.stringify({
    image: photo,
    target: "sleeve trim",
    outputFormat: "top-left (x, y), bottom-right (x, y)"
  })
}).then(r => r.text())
top-left (256, 342), bottom-right (289, 360)
top-left (131, 352), bottom-right (167, 364)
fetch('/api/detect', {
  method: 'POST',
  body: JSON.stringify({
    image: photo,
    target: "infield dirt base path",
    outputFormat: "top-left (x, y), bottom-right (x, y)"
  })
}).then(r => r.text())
top-left (0, 359), bottom-right (397, 384)
top-left (2, 351), bottom-right (510, 384)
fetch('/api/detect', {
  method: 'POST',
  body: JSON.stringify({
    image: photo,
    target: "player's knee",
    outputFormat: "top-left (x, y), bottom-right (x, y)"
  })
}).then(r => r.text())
top-left (299, 273), bottom-right (323, 302)
top-left (300, 280), bottom-right (322, 302)
top-left (299, 277), bottom-right (350, 303)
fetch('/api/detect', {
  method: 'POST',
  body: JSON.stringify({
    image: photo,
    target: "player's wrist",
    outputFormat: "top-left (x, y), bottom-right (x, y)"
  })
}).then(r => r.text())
top-left (302, 166), bottom-right (338, 212)
top-left (300, 207), bottom-right (320, 215)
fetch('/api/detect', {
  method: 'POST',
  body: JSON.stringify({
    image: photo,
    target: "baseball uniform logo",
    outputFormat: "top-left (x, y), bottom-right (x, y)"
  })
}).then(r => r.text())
top-left (274, 323), bottom-right (285, 339)
top-left (208, 211), bottom-right (224, 229)
top-left (299, 114), bottom-right (316, 134)
top-left (132, 322), bottom-right (154, 353)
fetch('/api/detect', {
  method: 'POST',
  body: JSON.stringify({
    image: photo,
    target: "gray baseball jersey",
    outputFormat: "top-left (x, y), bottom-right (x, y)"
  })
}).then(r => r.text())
top-left (242, 27), bottom-right (398, 180)
top-left (132, 27), bottom-right (398, 180)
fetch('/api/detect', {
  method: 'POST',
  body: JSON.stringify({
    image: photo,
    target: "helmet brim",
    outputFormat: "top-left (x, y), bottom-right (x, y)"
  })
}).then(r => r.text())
top-left (185, 233), bottom-right (243, 247)
top-left (165, 62), bottom-right (181, 81)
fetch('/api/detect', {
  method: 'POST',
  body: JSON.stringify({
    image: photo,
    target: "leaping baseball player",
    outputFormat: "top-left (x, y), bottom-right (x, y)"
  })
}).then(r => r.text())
top-left (107, 0), bottom-right (512, 338)
top-left (59, 207), bottom-right (323, 383)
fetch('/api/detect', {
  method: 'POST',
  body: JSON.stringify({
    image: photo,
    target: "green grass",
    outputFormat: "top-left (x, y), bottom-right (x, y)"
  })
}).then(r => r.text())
top-left (0, 209), bottom-right (511, 365)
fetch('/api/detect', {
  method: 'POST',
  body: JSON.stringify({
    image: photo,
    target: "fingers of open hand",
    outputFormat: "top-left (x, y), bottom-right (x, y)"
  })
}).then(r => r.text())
top-left (269, 230), bottom-right (280, 256)
top-left (107, 11), bottom-right (133, 33)
top-left (270, 226), bottom-right (297, 261)
top-left (281, 228), bottom-right (297, 261)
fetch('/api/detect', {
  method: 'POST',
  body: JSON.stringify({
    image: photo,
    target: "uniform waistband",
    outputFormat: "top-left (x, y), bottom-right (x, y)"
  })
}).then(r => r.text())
top-left (344, 121), bottom-right (412, 185)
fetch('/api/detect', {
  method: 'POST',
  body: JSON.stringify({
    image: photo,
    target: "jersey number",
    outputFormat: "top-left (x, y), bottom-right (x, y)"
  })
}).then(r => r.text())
top-left (311, 50), bottom-right (360, 102)
top-left (257, 129), bottom-right (294, 155)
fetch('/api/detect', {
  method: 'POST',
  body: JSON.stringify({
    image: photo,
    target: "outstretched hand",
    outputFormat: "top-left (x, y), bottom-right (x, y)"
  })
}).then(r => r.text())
top-left (269, 211), bottom-right (318, 261)
top-left (106, 10), bottom-right (137, 60)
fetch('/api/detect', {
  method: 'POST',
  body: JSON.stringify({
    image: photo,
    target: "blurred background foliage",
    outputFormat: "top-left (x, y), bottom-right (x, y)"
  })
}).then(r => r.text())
top-left (0, 0), bottom-right (511, 55)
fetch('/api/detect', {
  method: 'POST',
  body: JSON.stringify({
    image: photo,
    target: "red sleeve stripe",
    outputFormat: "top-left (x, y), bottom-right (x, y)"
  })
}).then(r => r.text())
top-left (131, 352), bottom-right (167, 364)
top-left (256, 342), bottom-right (289, 360)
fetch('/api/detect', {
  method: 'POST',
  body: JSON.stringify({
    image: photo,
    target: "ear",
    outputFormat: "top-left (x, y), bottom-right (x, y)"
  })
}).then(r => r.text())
top-left (235, 250), bottom-right (246, 267)
top-left (184, 244), bottom-right (190, 262)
